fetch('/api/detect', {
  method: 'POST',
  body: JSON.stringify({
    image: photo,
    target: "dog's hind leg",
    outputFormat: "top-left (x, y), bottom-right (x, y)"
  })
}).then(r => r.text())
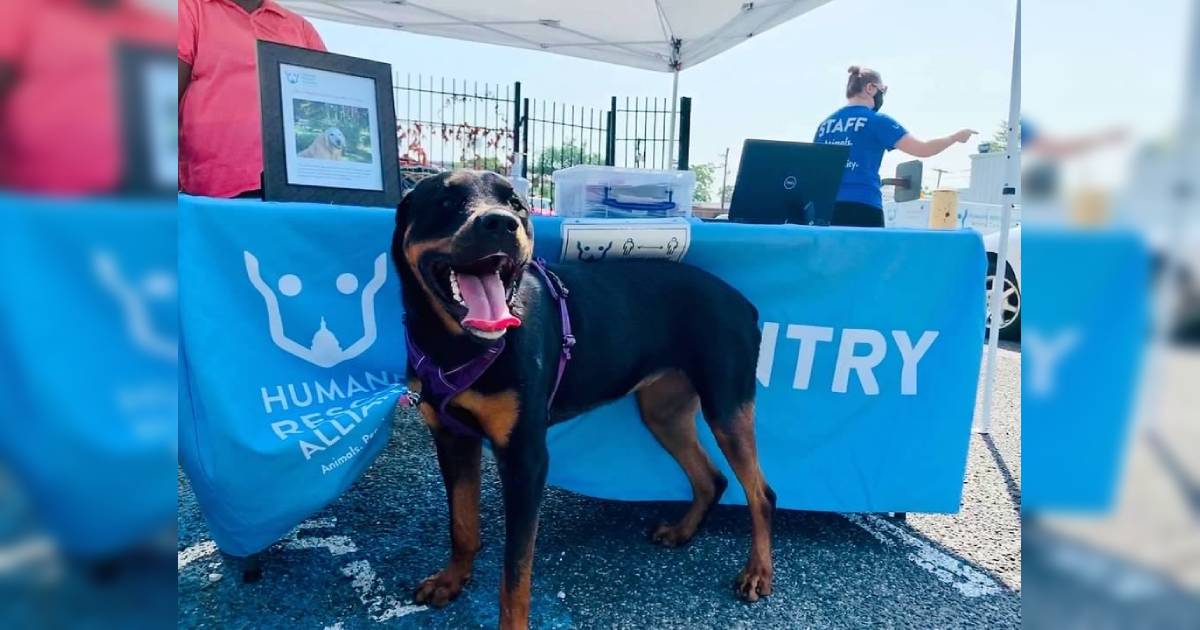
top-left (688, 312), bottom-right (775, 602)
top-left (699, 395), bottom-right (775, 603)
top-left (636, 370), bottom-right (728, 548)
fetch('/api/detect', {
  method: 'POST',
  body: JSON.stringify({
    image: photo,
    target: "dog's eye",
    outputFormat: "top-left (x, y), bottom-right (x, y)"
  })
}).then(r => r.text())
top-left (509, 196), bottom-right (529, 217)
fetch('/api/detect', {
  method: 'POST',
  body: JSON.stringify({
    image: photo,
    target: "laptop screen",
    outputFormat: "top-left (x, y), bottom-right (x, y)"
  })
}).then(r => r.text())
top-left (728, 140), bottom-right (849, 225)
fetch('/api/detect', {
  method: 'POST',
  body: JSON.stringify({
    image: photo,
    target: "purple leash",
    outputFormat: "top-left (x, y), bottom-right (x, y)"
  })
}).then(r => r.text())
top-left (530, 258), bottom-right (575, 407)
top-left (403, 258), bottom-right (573, 440)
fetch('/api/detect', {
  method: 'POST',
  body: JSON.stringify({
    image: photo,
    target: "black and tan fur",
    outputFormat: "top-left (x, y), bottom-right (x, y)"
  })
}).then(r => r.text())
top-left (392, 170), bottom-right (775, 630)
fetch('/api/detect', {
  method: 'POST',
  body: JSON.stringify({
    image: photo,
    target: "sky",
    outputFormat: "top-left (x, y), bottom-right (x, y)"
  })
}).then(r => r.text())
top-left (308, 0), bottom-right (1190, 193)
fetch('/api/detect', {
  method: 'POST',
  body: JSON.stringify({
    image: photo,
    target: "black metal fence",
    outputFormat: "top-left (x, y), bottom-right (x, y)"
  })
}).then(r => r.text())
top-left (393, 75), bottom-right (692, 204)
top-left (394, 75), bottom-right (516, 174)
top-left (520, 98), bottom-right (610, 201)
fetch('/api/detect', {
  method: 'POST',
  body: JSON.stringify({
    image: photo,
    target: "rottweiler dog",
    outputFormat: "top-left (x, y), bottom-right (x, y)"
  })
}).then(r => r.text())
top-left (392, 170), bottom-right (775, 629)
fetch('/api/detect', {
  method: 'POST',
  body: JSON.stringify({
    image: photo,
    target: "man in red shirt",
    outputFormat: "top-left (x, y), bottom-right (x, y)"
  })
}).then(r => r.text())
top-left (0, 0), bottom-right (174, 195)
top-left (178, 0), bottom-right (326, 198)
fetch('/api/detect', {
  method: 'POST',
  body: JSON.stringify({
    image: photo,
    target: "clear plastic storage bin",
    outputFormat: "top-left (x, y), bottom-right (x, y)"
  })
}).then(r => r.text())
top-left (552, 165), bottom-right (695, 219)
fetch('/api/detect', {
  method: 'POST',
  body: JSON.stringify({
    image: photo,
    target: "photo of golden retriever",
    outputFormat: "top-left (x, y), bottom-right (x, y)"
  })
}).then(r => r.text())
top-left (298, 127), bottom-right (348, 161)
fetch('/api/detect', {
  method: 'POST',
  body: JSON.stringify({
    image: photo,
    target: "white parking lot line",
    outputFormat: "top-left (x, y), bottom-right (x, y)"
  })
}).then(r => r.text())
top-left (341, 559), bottom-right (429, 622)
top-left (178, 540), bottom-right (218, 569)
top-left (845, 514), bottom-right (1002, 597)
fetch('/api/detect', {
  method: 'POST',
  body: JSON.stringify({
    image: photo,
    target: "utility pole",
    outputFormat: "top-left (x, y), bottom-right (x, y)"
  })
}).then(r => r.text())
top-left (719, 147), bottom-right (731, 209)
top-left (932, 167), bottom-right (950, 188)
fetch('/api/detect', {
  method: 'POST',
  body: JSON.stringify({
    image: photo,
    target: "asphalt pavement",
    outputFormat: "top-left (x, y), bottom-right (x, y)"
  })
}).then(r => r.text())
top-left (178, 343), bottom-right (1022, 629)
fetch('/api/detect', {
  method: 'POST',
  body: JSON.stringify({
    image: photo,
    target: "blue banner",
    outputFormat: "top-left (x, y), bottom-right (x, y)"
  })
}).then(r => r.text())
top-left (179, 195), bottom-right (986, 555)
top-left (1022, 228), bottom-right (1148, 512)
top-left (1, 196), bottom-right (177, 555)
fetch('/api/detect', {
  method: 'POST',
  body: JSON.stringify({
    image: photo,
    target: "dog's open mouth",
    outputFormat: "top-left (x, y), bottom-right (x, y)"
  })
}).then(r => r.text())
top-left (425, 253), bottom-right (522, 339)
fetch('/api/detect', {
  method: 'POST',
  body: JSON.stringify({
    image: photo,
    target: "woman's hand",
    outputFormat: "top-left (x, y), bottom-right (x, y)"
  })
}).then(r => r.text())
top-left (897, 129), bottom-right (979, 158)
top-left (952, 129), bottom-right (978, 143)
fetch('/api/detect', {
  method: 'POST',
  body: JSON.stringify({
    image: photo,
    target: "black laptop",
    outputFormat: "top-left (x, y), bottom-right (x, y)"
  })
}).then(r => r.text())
top-left (728, 140), bottom-right (849, 225)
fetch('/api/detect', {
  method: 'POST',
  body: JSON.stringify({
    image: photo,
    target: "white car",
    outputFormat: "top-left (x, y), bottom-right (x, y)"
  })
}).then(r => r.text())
top-left (983, 227), bottom-right (1021, 341)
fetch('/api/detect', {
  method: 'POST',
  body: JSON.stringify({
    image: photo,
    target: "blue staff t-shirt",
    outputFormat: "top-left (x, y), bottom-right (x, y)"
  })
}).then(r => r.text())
top-left (813, 105), bottom-right (908, 209)
top-left (1019, 117), bottom-right (1036, 147)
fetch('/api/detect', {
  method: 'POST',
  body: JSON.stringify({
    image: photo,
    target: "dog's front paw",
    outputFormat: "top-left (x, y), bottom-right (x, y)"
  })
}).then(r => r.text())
top-left (733, 561), bottom-right (773, 603)
top-left (414, 568), bottom-right (471, 607)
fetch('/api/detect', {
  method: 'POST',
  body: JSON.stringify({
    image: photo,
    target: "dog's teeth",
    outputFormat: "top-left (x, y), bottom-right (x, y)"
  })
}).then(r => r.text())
top-left (449, 270), bottom-right (463, 304)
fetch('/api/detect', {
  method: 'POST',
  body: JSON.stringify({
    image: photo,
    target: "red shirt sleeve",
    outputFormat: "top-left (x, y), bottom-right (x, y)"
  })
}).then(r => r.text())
top-left (302, 19), bottom-right (326, 52)
top-left (178, 0), bottom-right (198, 65)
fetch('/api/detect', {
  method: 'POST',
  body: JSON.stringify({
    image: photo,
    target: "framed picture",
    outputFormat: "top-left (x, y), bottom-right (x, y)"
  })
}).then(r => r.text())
top-left (116, 42), bottom-right (178, 196)
top-left (257, 41), bottom-right (400, 208)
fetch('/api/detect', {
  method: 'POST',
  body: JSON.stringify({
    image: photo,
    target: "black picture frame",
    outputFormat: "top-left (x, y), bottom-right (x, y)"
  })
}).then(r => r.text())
top-left (257, 41), bottom-right (400, 208)
top-left (116, 42), bottom-right (178, 197)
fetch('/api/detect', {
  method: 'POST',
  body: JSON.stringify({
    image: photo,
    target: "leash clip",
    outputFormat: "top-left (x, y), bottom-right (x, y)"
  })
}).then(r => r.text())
top-left (562, 333), bottom-right (576, 359)
top-left (399, 389), bottom-right (422, 408)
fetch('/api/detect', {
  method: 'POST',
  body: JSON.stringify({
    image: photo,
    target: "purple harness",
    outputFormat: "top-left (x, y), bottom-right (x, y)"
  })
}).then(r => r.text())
top-left (403, 258), bottom-right (574, 440)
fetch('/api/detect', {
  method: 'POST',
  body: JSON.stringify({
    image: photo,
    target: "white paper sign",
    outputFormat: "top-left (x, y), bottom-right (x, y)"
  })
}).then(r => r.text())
top-left (560, 218), bottom-right (691, 263)
top-left (280, 64), bottom-right (383, 191)
top-left (145, 59), bottom-right (178, 189)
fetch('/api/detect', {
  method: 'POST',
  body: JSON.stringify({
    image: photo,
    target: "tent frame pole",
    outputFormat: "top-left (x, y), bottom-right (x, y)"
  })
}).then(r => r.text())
top-left (978, 0), bottom-right (1021, 434)
top-left (668, 69), bottom-right (680, 169)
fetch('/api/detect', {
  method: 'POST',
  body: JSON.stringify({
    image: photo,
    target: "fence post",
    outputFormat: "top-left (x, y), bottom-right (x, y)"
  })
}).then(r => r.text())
top-left (512, 81), bottom-right (522, 173)
top-left (606, 96), bottom-right (617, 166)
top-left (521, 98), bottom-right (530, 178)
top-left (677, 96), bottom-right (692, 170)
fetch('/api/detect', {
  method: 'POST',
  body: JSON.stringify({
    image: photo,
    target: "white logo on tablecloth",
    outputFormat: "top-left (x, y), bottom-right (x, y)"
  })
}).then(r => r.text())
top-left (783, 175), bottom-right (797, 190)
top-left (92, 250), bottom-right (177, 363)
top-left (244, 251), bottom-right (387, 368)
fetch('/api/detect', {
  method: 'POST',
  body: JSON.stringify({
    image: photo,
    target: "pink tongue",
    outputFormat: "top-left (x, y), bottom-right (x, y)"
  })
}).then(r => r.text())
top-left (458, 272), bottom-right (521, 332)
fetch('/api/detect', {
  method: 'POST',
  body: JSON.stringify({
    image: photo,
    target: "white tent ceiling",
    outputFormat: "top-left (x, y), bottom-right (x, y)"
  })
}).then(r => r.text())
top-left (281, 0), bottom-right (833, 72)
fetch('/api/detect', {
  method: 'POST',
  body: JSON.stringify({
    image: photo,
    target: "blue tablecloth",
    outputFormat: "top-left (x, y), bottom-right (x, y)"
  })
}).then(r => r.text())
top-left (1022, 228), bottom-right (1148, 512)
top-left (177, 194), bottom-right (986, 555)
top-left (1, 196), bottom-right (177, 555)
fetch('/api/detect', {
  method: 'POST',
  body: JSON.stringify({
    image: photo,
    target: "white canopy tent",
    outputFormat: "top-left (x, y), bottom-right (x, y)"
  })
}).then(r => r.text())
top-left (284, 0), bottom-right (834, 166)
top-left (288, 0), bottom-right (1021, 433)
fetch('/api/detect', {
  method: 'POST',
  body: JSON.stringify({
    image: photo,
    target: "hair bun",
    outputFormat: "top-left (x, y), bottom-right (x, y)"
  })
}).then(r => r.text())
top-left (847, 65), bottom-right (861, 75)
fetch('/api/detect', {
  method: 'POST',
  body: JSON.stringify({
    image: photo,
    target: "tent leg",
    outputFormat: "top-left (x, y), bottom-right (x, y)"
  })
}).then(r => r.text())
top-left (978, 0), bottom-right (1021, 435)
top-left (668, 69), bottom-right (679, 169)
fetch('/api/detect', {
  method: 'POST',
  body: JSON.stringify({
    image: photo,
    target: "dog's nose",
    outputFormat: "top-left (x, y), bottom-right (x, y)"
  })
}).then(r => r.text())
top-left (477, 210), bottom-right (519, 235)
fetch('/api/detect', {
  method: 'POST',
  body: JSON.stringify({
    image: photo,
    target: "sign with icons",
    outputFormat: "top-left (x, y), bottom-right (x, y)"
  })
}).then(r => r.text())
top-left (560, 218), bottom-right (691, 263)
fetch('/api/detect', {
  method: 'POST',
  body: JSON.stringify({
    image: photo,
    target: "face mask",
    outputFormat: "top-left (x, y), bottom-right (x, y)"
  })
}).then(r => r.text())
top-left (872, 87), bottom-right (885, 112)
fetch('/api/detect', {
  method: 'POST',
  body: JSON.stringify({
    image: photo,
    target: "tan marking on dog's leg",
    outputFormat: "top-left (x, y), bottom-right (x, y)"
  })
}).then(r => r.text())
top-left (636, 370), bottom-right (725, 547)
top-left (708, 402), bottom-right (774, 602)
top-left (499, 522), bottom-right (536, 630)
top-left (415, 432), bottom-right (482, 608)
top-left (629, 369), bottom-right (668, 396)
top-left (451, 389), bottom-right (520, 447)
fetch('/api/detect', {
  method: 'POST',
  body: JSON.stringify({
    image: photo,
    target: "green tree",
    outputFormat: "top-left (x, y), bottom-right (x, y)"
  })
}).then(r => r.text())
top-left (991, 120), bottom-right (1009, 151)
top-left (452, 156), bottom-right (507, 173)
top-left (530, 141), bottom-right (603, 198)
top-left (691, 163), bottom-right (715, 202)
top-left (533, 141), bottom-right (602, 177)
top-left (718, 184), bottom-right (735, 207)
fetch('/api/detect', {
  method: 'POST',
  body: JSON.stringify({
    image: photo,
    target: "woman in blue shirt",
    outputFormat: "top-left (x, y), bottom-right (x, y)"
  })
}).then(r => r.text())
top-left (815, 66), bottom-right (976, 227)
